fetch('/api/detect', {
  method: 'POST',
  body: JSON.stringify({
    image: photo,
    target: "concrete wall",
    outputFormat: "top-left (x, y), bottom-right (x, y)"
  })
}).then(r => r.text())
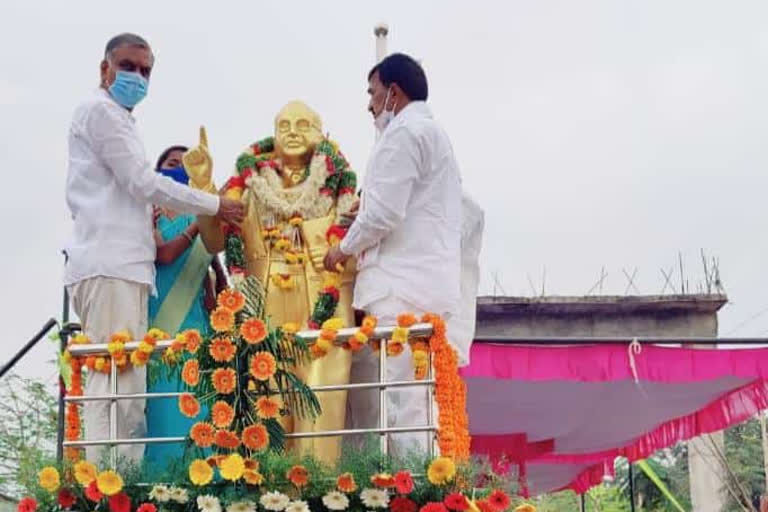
top-left (476, 294), bottom-right (728, 511)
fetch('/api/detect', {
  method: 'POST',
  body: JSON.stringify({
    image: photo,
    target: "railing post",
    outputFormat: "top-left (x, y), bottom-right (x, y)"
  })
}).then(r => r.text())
top-left (379, 342), bottom-right (388, 456)
top-left (110, 357), bottom-right (118, 468)
top-left (56, 288), bottom-right (69, 462)
top-left (426, 351), bottom-right (436, 458)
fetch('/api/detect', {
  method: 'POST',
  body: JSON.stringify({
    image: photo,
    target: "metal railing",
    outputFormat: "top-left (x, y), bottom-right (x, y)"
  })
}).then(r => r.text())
top-left (63, 323), bottom-right (437, 467)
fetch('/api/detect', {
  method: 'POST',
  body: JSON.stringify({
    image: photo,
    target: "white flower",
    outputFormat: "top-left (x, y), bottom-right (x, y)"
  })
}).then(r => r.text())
top-left (149, 485), bottom-right (171, 503)
top-left (227, 501), bottom-right (256, 512)
top-left (197, 495), bottom-right (222, 512)
top-left (169, 487), bottom-right (189, 504)
top-left (322, 491), bottom-right (349, 511)
top-left (360, 489), bottom-right (389, 509)
top-left (284, 501), bottom-right (310, 512)
top-left (260, 492), bottom-right (290, 512)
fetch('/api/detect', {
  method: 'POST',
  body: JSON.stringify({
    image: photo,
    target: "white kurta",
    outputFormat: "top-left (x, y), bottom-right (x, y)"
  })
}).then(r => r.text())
top-left (342, 101), bottom-right (483, 455)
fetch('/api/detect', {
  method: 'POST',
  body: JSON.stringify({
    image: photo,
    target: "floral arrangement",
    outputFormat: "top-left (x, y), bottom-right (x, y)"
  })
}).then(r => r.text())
top-left (21, 453), bottom-right (538, 512)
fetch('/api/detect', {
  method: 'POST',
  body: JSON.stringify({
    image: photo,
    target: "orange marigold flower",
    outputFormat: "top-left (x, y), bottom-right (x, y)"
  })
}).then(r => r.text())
top-left (85, 356), bottom-right (97, 370)
top-left (211, 307), bottom-right (235, 332)
top-left (181, 359), bottom-right (200, 387)
top-left (206, 454), bottom-right (226, 467)
top-left (387, 341), bottom-right (405, 357)
top-left (190, 422), bottom-right (215, 447)
top-left (287, 465), bottom-right (309, 487)
top-left (244, 458), bottom-right (260, 470)
top-left (371, 473), bottom-right (396, 488)
top-left (109, 331), bottom-right (131, 344)
top-left (249, 352), bottom-right (276, 381)
top-left (217, 289), bottom-right (246, 313)
top-left (397, 313), bottom-right (418, 328)
top-left (255, 396), bottom-right (280, 419)
top-left (310, 344), bottom-right (327, 359)
top-left (212, 367), bottom-right (237, 394)
top-left (336, 472), bottom-right (357, 493)
top-left (179, 393), bottom-right (200, 418)
top-left (183, 329), bottom-right (202, 353)
top-left (129, 350), bottom-right (150, 367)
top-left (209, 337), bottom-right (236, 362)
top-left (242, 423), bottom-right (269, 451)
top-left (171, 334), bottom-right (186, 353)
top-left (362, 316), bottom-right (378, 330)
top-left (211, 401), bottom-right (235, 428)
top-left (214, 429), bottom-right (240, 449)
top-left (243, 469), bottom-right (264, 486)
top-left (240, 318), bottom-right (267, 345)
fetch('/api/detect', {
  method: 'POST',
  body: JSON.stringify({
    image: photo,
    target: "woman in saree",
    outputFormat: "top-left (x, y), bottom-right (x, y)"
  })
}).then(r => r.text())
top-left (144, 145), bottom-right (226, 468)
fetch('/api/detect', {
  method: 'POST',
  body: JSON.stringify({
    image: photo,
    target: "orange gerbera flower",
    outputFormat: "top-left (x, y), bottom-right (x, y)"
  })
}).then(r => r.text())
top-left (210, 307), bottom-right (235, 332)
top-left (255, 396), bottom-right (280, 419)
top-left (217, 289), bottom-right (246, 313)
top-left (287, 465), bottom-right (309, 488)
top-left (214, 429), bottom-right (241, 449)
top-left (181, 359), bottom-right (200, 387)
top-left (240, 318), bottom-right (267, 345)
top-left (183, 329), bottom-right (202, 353)
top-left (211, 401), bottom-right (235, 428)
top-left (212, 368), bottom-right (237, 394)
top-left (371, 473), bottom-right (396, 488)
top-left (209, 337), bottom-right (236, 362)
top-left (249, 352), bottom-right (276, 381)
top-left (190, 422), bottom-right (215, 447)
top-left (179, 393), bottom-right (201, 418)
top-left (242, 423), bottom-right (269, 451)
top-left (336, 472), bottom-right (357, 493)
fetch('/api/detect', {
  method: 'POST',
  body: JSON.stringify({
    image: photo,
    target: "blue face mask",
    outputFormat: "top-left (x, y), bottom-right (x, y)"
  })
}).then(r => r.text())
top-left (109, 70), bottom-right (149, 109)
top-left (158, 166), bottom-right (189, 185)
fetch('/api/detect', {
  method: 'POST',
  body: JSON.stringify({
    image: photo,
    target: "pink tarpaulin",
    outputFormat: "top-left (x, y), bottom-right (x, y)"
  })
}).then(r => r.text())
top-left (460, 343), bottom-right (768, 496)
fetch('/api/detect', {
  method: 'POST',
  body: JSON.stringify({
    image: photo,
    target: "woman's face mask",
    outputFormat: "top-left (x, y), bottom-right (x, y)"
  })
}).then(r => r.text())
top-left (158, 165), bottom-right (189, 185)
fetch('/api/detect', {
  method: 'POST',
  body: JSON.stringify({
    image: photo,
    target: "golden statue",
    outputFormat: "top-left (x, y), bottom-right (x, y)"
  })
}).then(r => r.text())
top-left (183, 101), bottom-right (357, 464)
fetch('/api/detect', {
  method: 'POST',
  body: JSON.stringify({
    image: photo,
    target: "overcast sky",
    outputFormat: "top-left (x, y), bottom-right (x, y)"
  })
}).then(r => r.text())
top-left (2, 0), bottom-right (767, 383)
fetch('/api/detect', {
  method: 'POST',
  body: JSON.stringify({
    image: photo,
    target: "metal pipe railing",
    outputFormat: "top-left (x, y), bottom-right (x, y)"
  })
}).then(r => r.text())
top-left (62, 323), bottom-right (437, 465)
top-left (0, 318), bottom-right (58, 380)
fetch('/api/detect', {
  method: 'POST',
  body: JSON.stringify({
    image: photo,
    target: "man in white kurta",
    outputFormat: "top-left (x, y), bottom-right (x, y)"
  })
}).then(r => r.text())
top-left (64, 33), bottom-right (244, 463)
top-left (325, 53), bottom-right (482, 455)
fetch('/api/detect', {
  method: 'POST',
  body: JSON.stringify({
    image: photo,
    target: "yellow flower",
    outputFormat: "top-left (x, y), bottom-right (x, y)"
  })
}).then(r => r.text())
top-left (427, 457), bottom-right (456, 485)
top-left (71, 333), bottom-right (90, 344)
top-left (282, 323), bottom-right (300, 335)
top-left (38, 466), bottom-right (60, 492)
top-left (514, 505), bottom-right (537, 512)
top-left (146, 328), bottom-right (169, 341)
top-left (353, 331), bottom-right (368, 344)
top-left (391, 327), bottom-right (409, 344)
top-left (316, 337), bottom-right (333, 352)
top-left (323, 272), bottom-right (341, 288)
top-left (412, 350), bottom-right (429, 367)
top-left (219, 453), bottom-right (245, 481)
top-left (96, 470), bottom-right (124, 496)
top-left (110, 330), bottom-right (132, 344)
top-left (94, 357), bottom-right (106, 372)
top-left (322, 318), bottom-right (344, 331)
top-left (138, 341), bottom-right (155, 354)
top-left (107, 341), bottom-right (125, 355)
top-left (74, 460), bottom-right (97, 486)
top-left (189, 459), bottom-right (214, 486)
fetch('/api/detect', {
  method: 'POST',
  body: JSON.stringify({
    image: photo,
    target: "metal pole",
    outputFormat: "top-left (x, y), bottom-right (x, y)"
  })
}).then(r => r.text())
top-left (109, 357), bottom-right (118, 468)
top-left (0, 318), bottom-right (58, 380)
top-left (374, 23), bottom-right (389, 62)
top-left (56, 288), bottom-right (70, 462)
top-left (379, 343), bottom-right (388, 455)
top-left (628, 463), bottom-right (636, 512)
top-left (580, 493), bottom-right (586, 512)
top-left (425, 350), bottom-right (436, 458)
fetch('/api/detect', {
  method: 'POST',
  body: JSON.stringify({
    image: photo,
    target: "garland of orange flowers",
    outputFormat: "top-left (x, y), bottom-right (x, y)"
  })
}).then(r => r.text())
top-left (64, 350), bottom-right (84, 461)
top-left (422, 313), bottom-right (471, 459)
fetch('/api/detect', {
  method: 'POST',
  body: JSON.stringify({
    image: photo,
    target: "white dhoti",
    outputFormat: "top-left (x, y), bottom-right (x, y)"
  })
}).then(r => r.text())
top-left (68, 277), bottom-right (148, 464)
top-left (346, 295), bottom-right (436, 457)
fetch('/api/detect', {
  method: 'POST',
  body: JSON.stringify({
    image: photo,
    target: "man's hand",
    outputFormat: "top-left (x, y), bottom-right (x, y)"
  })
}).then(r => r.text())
top-left (340, 199), bottom-right (360, 226)
top-left (323, 246), bottom-right (350, 272)
top-left (217, 195), bottom-right (245, 225)
top-left (183, 126), bottom-right (214, 191)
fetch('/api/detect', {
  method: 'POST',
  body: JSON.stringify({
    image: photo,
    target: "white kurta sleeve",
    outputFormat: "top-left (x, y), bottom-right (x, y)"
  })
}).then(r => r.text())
top-left (86, 102), bottom-right (220, 216)
top-left (340, 126), bottom-right (420, 256)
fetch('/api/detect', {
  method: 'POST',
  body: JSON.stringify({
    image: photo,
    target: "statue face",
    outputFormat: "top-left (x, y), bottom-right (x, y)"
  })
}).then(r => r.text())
top-left (274, 101), bottom-right (323, 162)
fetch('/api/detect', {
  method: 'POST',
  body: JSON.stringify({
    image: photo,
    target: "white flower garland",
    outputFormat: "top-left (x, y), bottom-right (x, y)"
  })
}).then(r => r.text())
top-left (245, 153), bottom-right (334, 221)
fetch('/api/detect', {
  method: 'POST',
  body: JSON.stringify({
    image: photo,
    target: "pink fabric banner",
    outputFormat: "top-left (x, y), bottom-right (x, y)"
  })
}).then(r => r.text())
top-left (460, 343), bottom-right (768, 495)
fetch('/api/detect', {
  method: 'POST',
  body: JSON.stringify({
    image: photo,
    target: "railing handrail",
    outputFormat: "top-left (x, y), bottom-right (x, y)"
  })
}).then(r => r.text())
top-left (0, 318), bottom-right (59, 380)
top-left (65, 322), bottom-right (435, 356)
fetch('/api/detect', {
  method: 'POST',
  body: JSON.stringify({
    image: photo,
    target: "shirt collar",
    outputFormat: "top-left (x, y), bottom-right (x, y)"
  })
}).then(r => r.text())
top-left (396, 100), bottom-right (431, 121)
top-left (96, 87), bottom-right (135, 120)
